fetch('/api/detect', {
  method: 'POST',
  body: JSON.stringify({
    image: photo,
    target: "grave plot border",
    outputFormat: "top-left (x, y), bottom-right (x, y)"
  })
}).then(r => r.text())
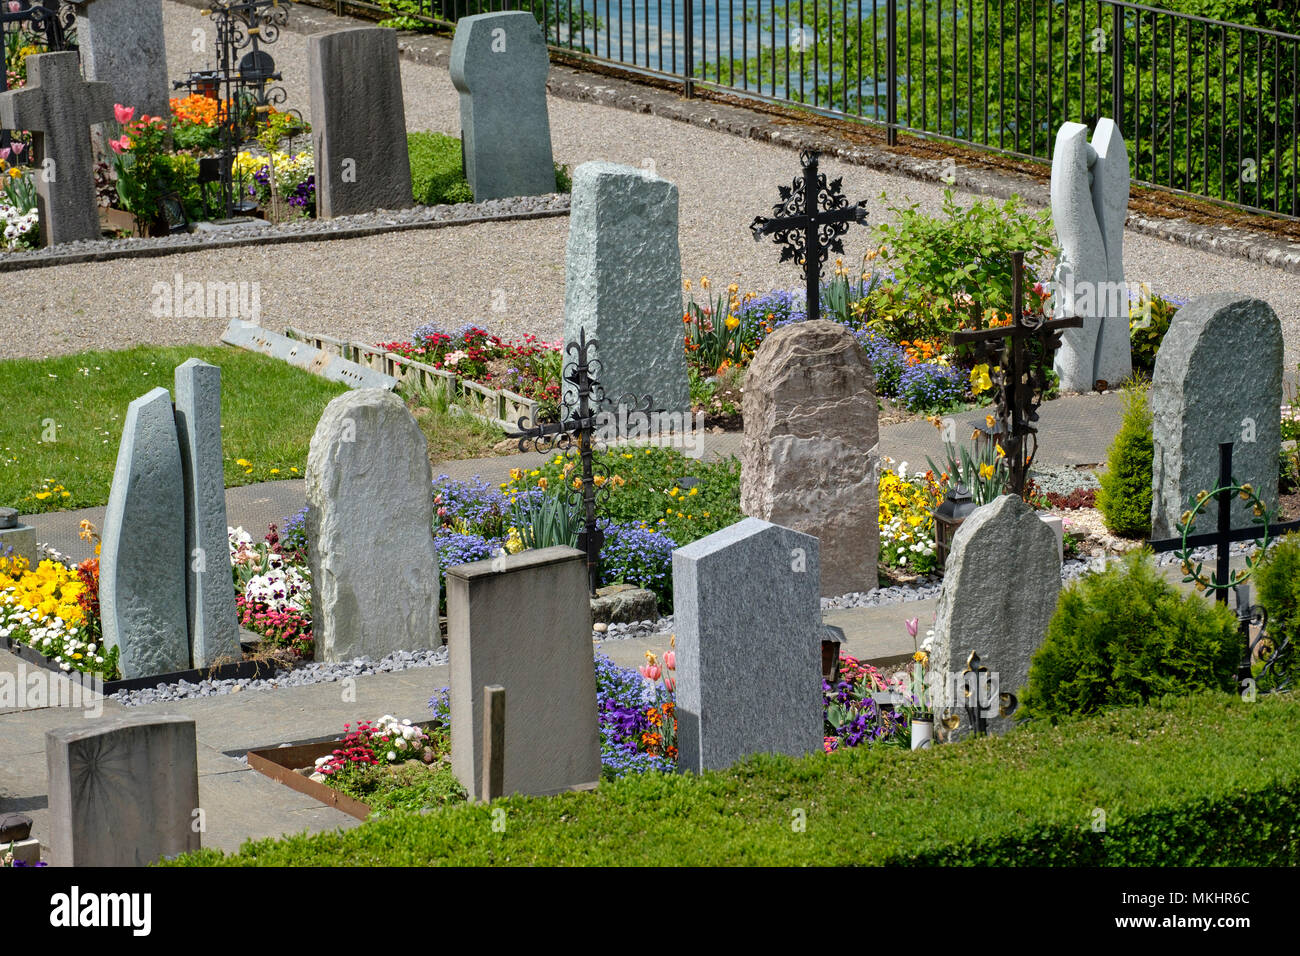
top-left (0, 195), bottom-right (569, 273)
top-left (245, 720), bottom-right (442, 821)
top-left (3, 634), bottom-right (281, 694)
top-left (284, 327), bottom-right (539, 429)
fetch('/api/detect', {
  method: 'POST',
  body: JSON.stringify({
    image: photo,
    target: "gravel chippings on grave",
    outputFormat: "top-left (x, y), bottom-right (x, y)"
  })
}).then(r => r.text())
top-left (108, 645), bottom-right (449, 707)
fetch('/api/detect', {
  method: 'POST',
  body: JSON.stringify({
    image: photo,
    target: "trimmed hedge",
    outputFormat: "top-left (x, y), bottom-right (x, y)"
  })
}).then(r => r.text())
top-left (170, 690), bottom-right (1300, 866)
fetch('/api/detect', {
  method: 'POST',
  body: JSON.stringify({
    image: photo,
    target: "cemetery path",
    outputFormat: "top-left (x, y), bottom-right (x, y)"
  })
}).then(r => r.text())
top-left (6, 4), bottom-right (1300, 369)
top-left (29, 392), bottom-right (1124, 564)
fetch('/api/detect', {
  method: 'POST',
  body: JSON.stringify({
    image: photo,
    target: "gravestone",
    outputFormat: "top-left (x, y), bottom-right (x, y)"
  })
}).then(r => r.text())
top-left (174, 359), bottom-right (241, 668)
top-left (1050, 118), bottom-right (1131, 391)
top-left (0, 507), bottom-right (36, 567)
top-left (673, 518), bottom-right (822, 773)
top-left (564, 161), bottom-right (689, 417)
top-left (446, 546), bottom-right (600, 799)
top-left (100, 387), bottom-right (189, 679)
top-left (307, 27), bottom-right (412, 218)
top-left (74, 0), bottom-right (170, 120)
top-left (46, 714), bottom-right (200, 866)
top-left (929, 495), bottom-right (1061, 735)
top-left (449, 11), bottom-right (556, 201)
top-left (1150, 294), bottom-right (1282, 539)
top-left (740, 320), bottom-right (879, 596)
top-left (306, 389), bottom-right (439, 662)
top-left (0, 52), bottom-right (114, 245)
top-left (220, 320), bottom-right (399, 390)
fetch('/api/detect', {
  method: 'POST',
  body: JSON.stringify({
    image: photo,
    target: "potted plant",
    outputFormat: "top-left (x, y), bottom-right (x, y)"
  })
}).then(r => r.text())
top-left (926, 412), bottom-right (1012, 564)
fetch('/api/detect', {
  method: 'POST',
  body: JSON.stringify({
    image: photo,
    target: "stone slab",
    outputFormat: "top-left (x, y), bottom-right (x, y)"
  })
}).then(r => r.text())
top-left (0, 524), bottom-right (37, 567)
top-left (673, 517), bottom-right (822, 773)
top-left (447, 546), bottom-right (600, 800)
top-left (46, 713), bottom-right (200, 866)
top-left (220, 319), bottom-right (398, 390)
top-left (450, 11), bottom-right (556, 201)
top-left (74, 0), bottom-right (171, 121)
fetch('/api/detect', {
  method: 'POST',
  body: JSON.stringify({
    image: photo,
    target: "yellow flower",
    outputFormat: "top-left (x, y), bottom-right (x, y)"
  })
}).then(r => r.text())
top-left (683, 279), bottom-right (692, 291)
top-left (593, 474), bottom-right (607, 486)
top-left (979, 463), bottom-right (995, 480)
top-left (985, 414), bottom-right (995, 429)
top-left (995, 444), bottom-right (1005, 459)
top-left (669, 487), bottom-right (679, 497)
top-left (270, 468), bottom-right (280, 475)
top-left (537, 477), bottom-right (548, 491)
top-left (236, 458), bottom-right (251, 468)
top-left (688, 487), bottom-right (699, 495)
top-left (510, 468), bottom-right (523, 482)
top-left (725, 316), bottom-right (740, 330)
top-left (970, 364), bottom-right (993, 395)
top-left (700, 277), bottom-right (710, 289)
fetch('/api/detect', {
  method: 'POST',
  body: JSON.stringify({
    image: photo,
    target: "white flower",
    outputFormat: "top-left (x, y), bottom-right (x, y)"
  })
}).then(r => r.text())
top-left (394, 738), bottom-right (407, 751)
top-left (386, 750), bottom-right (397, 762)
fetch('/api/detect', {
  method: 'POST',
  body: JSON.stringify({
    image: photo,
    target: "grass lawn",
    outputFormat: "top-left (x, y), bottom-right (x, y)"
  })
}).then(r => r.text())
top-left (171, 690), bottom-right (1300, 867)
top-left (0, 345), bottom-right (348, 513)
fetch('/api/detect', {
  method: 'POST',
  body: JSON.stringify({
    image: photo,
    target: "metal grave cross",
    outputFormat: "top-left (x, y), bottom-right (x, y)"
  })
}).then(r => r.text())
top-left (750, 149), bottom-right (868, 323)
top-left (951, 251), bottom-right (1083, 496)
top-left (508, 328), bottom-right (660, 595)
top-left (1149, 440), bottom-right (1300, 685)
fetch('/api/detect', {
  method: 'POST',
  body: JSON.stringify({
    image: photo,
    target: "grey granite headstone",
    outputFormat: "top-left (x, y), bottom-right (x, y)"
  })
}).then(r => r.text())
top-left (930, 495), bottom-right (1061, 736)
top-left (673, 517), bottom-right (822, 773)
top-left (174, 359), bottom-right (241, 668)
top-left (100, 387), bottom-right (189, 679)
top-left (1051, 118), bottom-right (1131, 391)
top-left (46, 714), bottom-right (200, 866)
top-left (220, 320), bottom-right (398, 390)
top-left (74, 0), bottom-right (170, 121)
top-left (0, 52), bottom-right (114, 246)
top-left (0, 507), bottom-right (36, 568)
top-left (307, 27), bottom-right (412, 218)
top-left (447, 546), bottom-right (600, 799)
top-left (740, 320), bottom-right (879, 597)
top-left (306, 389), bottom-right (439, 662)
top-left (1150, 294), bottom-right (1282, 539)
top-left (564, 161), bottom-right (689, 417)
top-left (450, 11), bottom-right (556, 201)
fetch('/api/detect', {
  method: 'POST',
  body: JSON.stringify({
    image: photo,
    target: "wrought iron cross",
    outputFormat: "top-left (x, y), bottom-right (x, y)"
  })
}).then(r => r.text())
top-left (1149, 441), bottom-right (1299, 686)
top-left (750, 149), bottom-right (868, 323)
top-left (951, 251), bottom-right (1083, 496)
top-left (508, 329), bottom-right (658, 595)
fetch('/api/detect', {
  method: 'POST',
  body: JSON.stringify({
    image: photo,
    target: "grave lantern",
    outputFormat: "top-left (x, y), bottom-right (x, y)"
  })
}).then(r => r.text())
top-left (821, 624), bottom-right (845, 683)
top-left (932, 484), bottom-right (976, 567)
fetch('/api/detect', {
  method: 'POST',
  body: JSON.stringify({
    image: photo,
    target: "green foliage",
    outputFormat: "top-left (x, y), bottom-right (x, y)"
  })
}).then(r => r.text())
top-left (171, 121), bottom-right (221, 153)
top-left (1096, 386), bottom-right (1154, 537)
top-left (1129, 290), bottom-right (1182, 375)
top-left (407, 131), bottom-right (474, 206)
top-left (867, 190), bottom-right (1054, 341)
top-left (167, 691), bottom-right (1300, 866)
top-left (1021, 551), bottom-right (1241, 721)
top-left (509, 492), bottom-right (580, 549)
top-left (326, 761), bottom-right (467, 817)
top-left (554, 162), bottom-right (572, 194)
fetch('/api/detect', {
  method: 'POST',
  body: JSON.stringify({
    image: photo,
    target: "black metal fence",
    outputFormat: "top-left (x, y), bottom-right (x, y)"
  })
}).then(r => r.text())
top-left (313, 1), bottom-right (1300, 219)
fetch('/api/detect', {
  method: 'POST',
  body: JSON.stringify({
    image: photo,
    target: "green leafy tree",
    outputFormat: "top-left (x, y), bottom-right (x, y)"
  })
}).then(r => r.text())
top-left (1097, 385), bottom-right (1154, 537)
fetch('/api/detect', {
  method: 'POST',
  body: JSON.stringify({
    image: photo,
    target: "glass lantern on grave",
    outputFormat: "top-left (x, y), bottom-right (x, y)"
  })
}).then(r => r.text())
top-left (932, 483), bottom-right (977, 568)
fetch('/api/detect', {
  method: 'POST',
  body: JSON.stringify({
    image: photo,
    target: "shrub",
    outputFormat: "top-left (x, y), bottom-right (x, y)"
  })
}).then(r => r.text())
top-left (1096, 386), bottom-right (1153, 537)
top-left (1249, 533), bottom-right (1300, 688)
top-left (1129, 290), bottom-right (1183, 375)
top-left (1020, 551), bottom-right (1241, 721)
top-left (407, 131), bottom-right (474, 206)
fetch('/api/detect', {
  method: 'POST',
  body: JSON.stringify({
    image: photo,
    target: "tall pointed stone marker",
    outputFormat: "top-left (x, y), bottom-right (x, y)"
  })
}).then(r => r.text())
top-left (0, 51), bottom-right (114, 246)
top-left (174, 359), bottom-right (241, 668)
top-left (100, 388), bottom-right (189, 678)
top-left (450, 11), bottom-right (556, 201)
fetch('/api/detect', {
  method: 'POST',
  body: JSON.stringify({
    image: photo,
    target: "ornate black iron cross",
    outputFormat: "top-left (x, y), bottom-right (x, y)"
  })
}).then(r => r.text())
top-left (750, 149), bottom-right (868, 323)
top-left (1149, 441), bottom-right (1298, 687)
top-left (951, 251), bottom-right (1083, 496)
top-left (508, 329), bottom-right (659, 595)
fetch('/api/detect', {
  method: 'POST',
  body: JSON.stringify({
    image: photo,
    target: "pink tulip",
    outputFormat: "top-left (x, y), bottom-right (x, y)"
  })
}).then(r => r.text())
top-left (108, 136), bottom-right (130, 154)
top-left (0, 147), bottom-right (9, 162)
top-left (662, 675), bottom-right (676, 693)
top-left (10, 141), bottom-right (23, 156)
top-left (905, 617), bottom-right (919, 639)
top-left (113, 104), bottom-right (135, 125)
top-left (663, 650), bottom-right (675, 671)
top-left (638, 664), bottom-right (661, 681)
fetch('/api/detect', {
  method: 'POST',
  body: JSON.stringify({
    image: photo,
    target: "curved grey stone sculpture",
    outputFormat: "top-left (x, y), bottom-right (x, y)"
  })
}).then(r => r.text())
top-left (1051, 118), bottom-right (1131, 391)
top-left (100, 387), bottom-right (189, 679)
top-left (306, 389), bottom-right (440, 661)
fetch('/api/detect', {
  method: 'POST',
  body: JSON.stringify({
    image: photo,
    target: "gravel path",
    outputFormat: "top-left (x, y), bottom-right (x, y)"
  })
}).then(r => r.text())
top-left (4, 2), bottom-right (1300, 364)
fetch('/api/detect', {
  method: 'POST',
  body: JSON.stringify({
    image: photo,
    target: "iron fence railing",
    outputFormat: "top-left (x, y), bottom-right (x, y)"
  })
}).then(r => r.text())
top-left (242, 2), bottom-right (1300, 219)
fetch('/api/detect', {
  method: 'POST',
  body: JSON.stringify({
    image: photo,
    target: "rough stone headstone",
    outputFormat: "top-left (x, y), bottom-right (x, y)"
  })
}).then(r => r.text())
top-left (0, 507), bottom-right (37, 567)
top-left (1150, 294), bottom-right (1282, 539)
top-left (930, 495), bottom-right (1061, 735)
top-left (447, 546), bottom-right (599, 799)
top-left (306, 389), bottom-right (439, 662)
top-left (174, 359), bottom-right (241, 668)
top-left (74, 0), bottom-right (170, 120)
top-left (100, 387), bottom-right (189, 679)
top-left (740, 320), bottom-right (879, 597)
top-left (563, 161), bottom-right (689, 418)
top-left (46, 714), bottom-right (200, 866)
top-left (673, 517), bottom-right (822, 773)
top-left (307, 27), bottom-right (412, 218)
top-left (449, 11), bottom-right (556, 201)
top-left (0, 52), bottom-right (114, 245)
top-left (1051, 117), bottom-right (1131, 391)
